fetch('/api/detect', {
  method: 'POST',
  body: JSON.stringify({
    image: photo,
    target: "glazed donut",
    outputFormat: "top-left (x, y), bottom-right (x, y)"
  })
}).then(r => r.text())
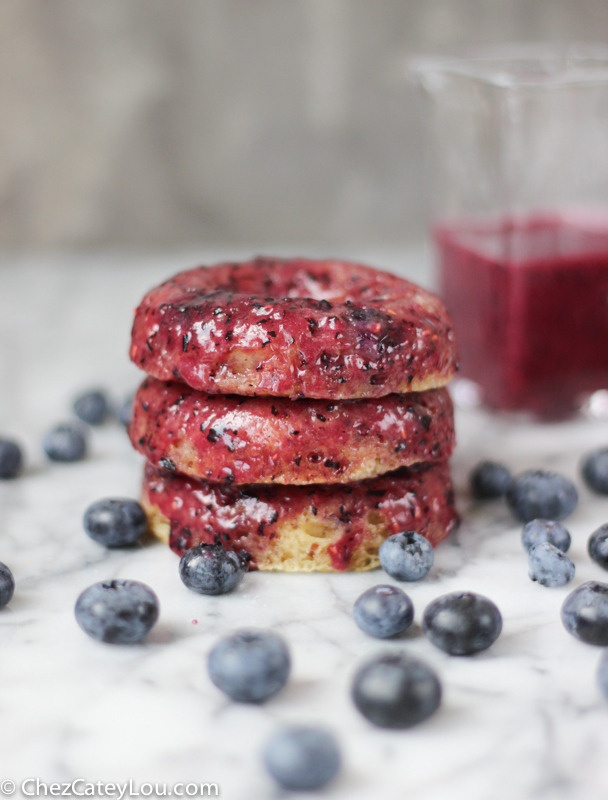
top-left (130, 377), bottom-right (455, 485)
top-left (130, 258), bottom-right (457, 400)
top-left (141, 461), bottom-right (458, 572)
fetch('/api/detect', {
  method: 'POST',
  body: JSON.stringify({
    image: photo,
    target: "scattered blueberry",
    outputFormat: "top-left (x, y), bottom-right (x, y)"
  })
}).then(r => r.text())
top-left (422, 592), bottom-right (502, 655)
top-left (75, 579), bottom-right (159, 644)
top-left (0, 439), bottom-right (22, 479)
top-left (379, 532), bottom-right (434, 581)
top-left (588, 524), bottom-right (608, 571)
top-left (521, 519), bottom-right (571, 553)
top-left (351, 652), bottom-right (441, 728)
top-left (179, 542), bottom-right (247, 595)
top-left (43, 423), bottom-right (87, 463)
top-left (83, 498), bottom-right (147, 548)
top-left (597, 650), bottom-right (608, 699)
top-left (561, 581), bottom-right (608, 646)
top-left (73, 390), bottom-right (109, 426)
top-left (353, 585), bottom-right (414, 638)
top-left (208, 629), bottom-right (291, 702)
top-left (528, 542), bottom-right (575, 587)
top-left (470, 460), bottom-right (512, 499)
top-left (0, 563), bottom-right (15, 608)
top-left (118, 396), bottom-right (134, 427)
top-left (506, 470), bottom-right (578, 522)
top-left (581, 448), bottom-right (608, 495)
top-left (263, 727), bottom-right (341, 791)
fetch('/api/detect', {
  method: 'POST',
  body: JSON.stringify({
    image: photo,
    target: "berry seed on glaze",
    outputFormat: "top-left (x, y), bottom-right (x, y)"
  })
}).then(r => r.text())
top-left (130, 258), bottom-right (457, 400)
top-left (140, 460), bottom-right (457, 572)
top-left (130, 376), bottom-right (455, 485)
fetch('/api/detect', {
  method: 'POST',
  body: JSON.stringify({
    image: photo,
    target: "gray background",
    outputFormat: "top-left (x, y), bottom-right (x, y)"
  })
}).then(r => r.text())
top-left (1, 0), bottom-right (607, 249)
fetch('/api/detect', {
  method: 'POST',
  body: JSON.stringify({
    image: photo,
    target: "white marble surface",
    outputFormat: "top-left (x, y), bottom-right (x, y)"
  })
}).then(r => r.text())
top-left (2, 251), bottom-right (608, 800)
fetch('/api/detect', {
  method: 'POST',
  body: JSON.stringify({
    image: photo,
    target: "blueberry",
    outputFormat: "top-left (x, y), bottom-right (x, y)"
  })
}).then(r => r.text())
top-left (528, 542), bottom-right (575, 587)
top-left (588, 524), bottom-right (608, 571)
top-left (75, 579), bottom-right (159, 644)
top-left (118, 396), bottom-right (134, 427)
top-left (43, 423), bottom-right (87, 463)
top-left (73, 390), bottom-right (108, 426)
top-left (521, 519), bottom-right (571, 553)
top-left (263, 727), bottom-right (341, 791)
top-left (84, 498), bottom-right (147, 548)
top-left (0, 439), bottom-right (22, 479)
top-left (597, 650), bottom-right (608, 698)
top-left (353, 585), bottom-right (414, 638)
top-left (351, 652), bottom-right (441, 728)
top-left (208, 629), bottom-right (291, 702)
top-left (0, 563), bottom-right (15, 608)
top-left (561, 581), bottom-right (608, 645)
top-left (581, 448), bottom-right (608, 495)
top-left (470, 460), bottom-right (512, 499)
top-left (422, 592), bottom-right (502, 655)
top-left (506, 470), bottom-right (578, 522)
top-left (179, 542), bottom-right (247, 595)
top-left (379, 532), bottom-right (434, 581)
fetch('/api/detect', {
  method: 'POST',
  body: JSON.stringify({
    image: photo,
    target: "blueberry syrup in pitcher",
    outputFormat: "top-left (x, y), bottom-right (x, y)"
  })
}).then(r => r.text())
top-left (436, 213), bottom-right (608, 418)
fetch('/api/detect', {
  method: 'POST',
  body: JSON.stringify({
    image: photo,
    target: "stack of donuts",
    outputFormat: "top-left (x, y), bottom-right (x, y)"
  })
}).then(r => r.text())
top-left (128, 257), bottom-right (459, 572)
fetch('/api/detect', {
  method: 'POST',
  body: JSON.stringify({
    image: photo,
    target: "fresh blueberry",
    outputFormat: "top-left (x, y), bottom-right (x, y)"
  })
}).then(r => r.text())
top-left (75, 579), bottom-right (159, 644)
top-left (351, 652), bottom-right (441, 728)
top-left (597, 650), bottom-right (608, 699)
top-left (263, 727), bottom-right (341, 791)
top-left (73, 390), bottom-right (108, 426)
top-left (208, 629), bottom-right (291, 702)
top-left (422, 592), bottom-right (502, 655)
top-left (0, 563), bottom-right (15, 608)
top-left (581, 448), bottom-right (608, 495)
top-left (353, 585), bottom-right (414, 638)
top-left (379, 532), bottom-right (434, 581)
top-left (179, 542), bottom-right (247, 595)
top-left (0, 439), bottom-right (22, 479)
top-left (561, 581), bottom-right (608, 646)
top-left (83, 498), bottom-right (147, 548)
top-left (43, 423), bottom-right (87, 463)
top-left (470, 460), bottom-right (512, 499)
top-left (506, 470), bottom-right (578, 522)
top-left (528, 542), bottom-right (575, 587)
top-left (588, 524), bottom-right (608, 571)
top-left (118, 396), bottom-right (134, 427)
top-left (521, 519), bottom-right (571, 553)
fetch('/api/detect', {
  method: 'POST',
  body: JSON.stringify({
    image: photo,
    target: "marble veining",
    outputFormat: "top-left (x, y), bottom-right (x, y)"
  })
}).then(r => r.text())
top-left (0, 253), bottom-right (608, 799)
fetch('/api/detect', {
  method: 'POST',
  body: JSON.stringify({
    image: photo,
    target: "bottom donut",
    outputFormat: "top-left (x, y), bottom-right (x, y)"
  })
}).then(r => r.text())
top-left (142, 461), bottom-right (458, 572)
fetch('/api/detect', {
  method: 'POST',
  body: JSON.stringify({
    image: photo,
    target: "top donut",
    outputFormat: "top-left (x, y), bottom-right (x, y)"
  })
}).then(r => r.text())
top-left (130, 258), bottom-right (457, 400)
